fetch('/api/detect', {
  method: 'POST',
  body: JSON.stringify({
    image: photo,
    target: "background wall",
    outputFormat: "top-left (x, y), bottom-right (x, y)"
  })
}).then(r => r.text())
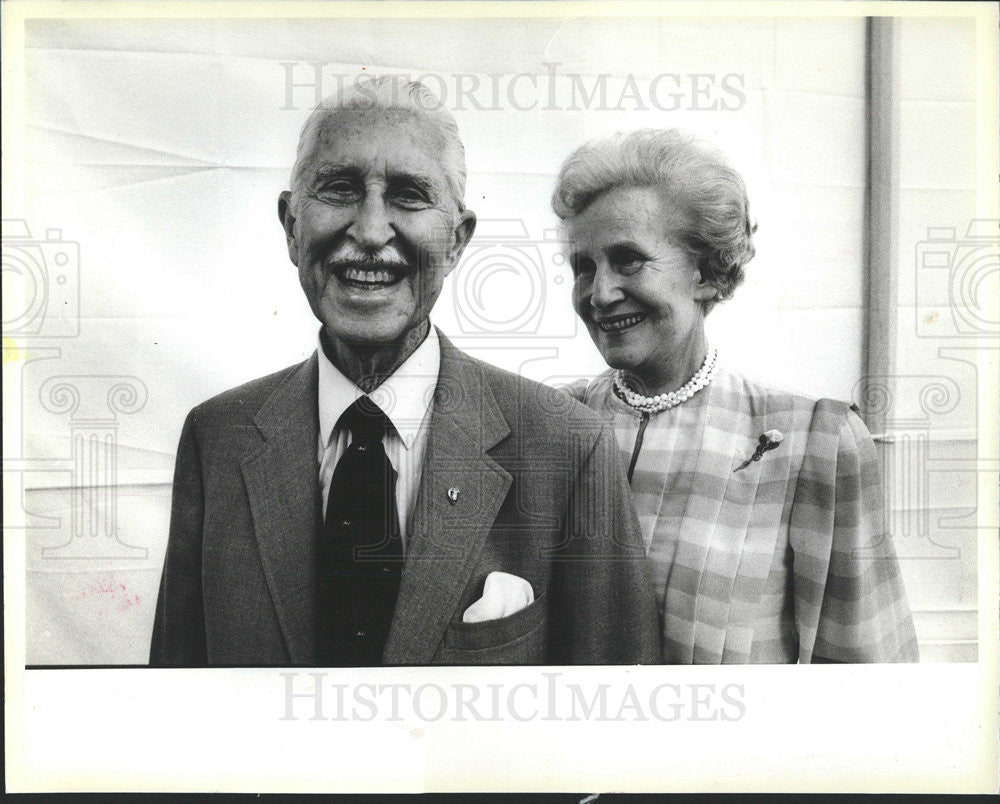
top-left (6, 13), bottom-right (984, 663)
top-left (874, 17), bottom-right (983, 662)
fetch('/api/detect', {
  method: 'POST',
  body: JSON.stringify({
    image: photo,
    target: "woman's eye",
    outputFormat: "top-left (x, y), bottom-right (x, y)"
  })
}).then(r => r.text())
top-left (613, 251), bottom-right (646, 274)
top-left (570, 256), bottom-right (596, 278)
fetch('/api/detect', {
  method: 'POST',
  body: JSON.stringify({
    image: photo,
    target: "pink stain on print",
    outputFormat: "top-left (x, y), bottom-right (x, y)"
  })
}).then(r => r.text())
top-left (75, 574), bottom-right (141, 615)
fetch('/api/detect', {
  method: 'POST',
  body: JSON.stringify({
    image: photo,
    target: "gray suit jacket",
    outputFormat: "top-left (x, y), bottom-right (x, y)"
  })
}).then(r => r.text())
top-left (150, 332), bottom-right (660, 665)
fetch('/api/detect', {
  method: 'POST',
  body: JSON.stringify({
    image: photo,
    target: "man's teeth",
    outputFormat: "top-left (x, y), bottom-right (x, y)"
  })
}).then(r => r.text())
top-left (341, 267), bottom-right (399, 284)
top-left (598, 314), bottom-right (644, 332)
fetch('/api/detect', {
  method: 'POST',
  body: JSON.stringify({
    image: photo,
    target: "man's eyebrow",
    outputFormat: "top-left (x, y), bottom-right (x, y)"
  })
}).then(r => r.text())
top-left (387, 172), bottom-right (439, 195)
top-left (312, 163), bottom-right (364, 182)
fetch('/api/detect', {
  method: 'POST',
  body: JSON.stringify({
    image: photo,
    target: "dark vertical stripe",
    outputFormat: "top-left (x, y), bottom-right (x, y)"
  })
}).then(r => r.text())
top-left (627, 412), bottom-right (651, 484)
top-left (862, 17), bottom-right (898, 441)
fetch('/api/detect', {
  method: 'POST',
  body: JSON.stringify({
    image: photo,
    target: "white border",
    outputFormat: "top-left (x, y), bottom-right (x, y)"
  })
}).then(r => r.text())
top-left (4, 0), bottom-right (998, 794)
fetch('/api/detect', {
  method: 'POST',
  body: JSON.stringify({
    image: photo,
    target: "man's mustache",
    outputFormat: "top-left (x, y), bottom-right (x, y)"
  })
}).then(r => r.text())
top-left (325, 244), bottom-right (410, 271)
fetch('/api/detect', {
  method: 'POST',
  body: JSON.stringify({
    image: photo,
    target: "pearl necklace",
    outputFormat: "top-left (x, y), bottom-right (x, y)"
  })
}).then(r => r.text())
top-left (613, 347), bottom-right (719, 414)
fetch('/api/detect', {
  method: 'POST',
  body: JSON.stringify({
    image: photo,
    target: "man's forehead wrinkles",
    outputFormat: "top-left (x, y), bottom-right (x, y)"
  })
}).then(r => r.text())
top-left (314, 109), bottom-right (441, 150)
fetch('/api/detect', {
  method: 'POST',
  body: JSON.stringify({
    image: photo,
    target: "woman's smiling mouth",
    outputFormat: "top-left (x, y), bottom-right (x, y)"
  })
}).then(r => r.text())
top-left (596, 313), bottom-right (646, 332)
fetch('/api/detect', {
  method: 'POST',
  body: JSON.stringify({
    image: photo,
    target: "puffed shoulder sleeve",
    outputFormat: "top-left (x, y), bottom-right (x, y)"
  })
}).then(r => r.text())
top-left (557, 378), bottom-right (590, 404)
top-left (790, 402), bottom-right (919, 663)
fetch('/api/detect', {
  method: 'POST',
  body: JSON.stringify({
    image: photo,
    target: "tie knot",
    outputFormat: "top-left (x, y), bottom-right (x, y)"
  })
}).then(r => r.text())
top-left (338, 396), bottom-right (390, 442)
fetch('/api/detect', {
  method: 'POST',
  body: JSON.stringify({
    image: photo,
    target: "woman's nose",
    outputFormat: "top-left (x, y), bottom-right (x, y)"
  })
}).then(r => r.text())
top-left (347, 192), bottom-right (394, 250)
top-left (590, 264), bottom-right (624, 309)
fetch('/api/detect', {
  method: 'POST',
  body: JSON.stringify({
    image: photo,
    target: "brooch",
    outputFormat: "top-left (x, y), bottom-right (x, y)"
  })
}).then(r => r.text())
top-left (734, 429), bottom-right (784, 472)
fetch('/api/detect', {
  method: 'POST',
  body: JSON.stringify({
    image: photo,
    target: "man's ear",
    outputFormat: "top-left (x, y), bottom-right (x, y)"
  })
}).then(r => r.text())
top-left (447, 209), bottom-right (477, 270)
top-left (277, 191), bottom-right (299, 266)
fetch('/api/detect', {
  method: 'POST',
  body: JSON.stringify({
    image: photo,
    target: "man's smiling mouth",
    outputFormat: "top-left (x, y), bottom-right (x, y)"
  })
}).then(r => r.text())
top-left (596, 313), bottom-right (646, 332)
top-left (334, 264), bottom-right (407, 289)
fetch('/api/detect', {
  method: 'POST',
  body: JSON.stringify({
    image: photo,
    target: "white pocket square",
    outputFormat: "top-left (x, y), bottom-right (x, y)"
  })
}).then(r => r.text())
top-left (462, 571), bottom-right (534, 623)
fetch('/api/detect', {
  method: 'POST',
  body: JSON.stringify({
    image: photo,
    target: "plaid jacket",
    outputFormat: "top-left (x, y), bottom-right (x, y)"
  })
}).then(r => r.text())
top-left (569, 366), bottom-right (919, 664)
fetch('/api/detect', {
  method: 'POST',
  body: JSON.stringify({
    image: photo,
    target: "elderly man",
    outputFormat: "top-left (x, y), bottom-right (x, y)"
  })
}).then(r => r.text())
top-left (150, 77), bottom-right (659, 666)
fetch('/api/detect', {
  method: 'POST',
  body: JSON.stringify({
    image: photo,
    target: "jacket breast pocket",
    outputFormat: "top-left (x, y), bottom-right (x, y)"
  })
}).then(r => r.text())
top-left (436, 592), bottom-right (548, 665)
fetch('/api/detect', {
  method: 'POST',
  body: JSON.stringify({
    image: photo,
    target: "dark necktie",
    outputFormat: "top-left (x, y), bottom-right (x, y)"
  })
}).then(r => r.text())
top-left (317, 396), bottom-right (404, 666)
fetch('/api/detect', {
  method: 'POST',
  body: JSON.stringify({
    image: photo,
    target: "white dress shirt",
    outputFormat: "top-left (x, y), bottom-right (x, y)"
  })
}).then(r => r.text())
top-left (317, 326), bottom-right (439, 552)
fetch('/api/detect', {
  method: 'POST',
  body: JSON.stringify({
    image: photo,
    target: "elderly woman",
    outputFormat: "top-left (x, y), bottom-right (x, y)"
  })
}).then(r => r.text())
top-left (554, 129), bottom-right (918, 663)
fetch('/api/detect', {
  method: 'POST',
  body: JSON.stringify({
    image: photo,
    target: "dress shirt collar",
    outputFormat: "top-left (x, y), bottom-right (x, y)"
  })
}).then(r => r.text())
top-left (317, 324), bottom-right (440, 450)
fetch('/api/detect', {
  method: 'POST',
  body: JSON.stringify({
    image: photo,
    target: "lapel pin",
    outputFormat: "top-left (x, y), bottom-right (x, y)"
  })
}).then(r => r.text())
top-left (734, 429), bottom-right (784, 472)
top-left (447, 487), bottom-right (460, 504)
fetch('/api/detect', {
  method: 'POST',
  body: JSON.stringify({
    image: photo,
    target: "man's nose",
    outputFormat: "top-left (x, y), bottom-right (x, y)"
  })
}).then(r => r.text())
top-left (590, 264), bottom-right (624, 310)
top-left (347, 192), bottom-right (394, 250)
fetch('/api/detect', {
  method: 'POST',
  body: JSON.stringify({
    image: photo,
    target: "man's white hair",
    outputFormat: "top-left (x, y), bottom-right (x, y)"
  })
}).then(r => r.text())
top-left (289, 75), bottom-right (467, 211)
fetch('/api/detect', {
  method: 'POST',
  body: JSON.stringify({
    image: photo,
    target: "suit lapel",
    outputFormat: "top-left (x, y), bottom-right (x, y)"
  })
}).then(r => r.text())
top-left (241, 356), bottom-right (321, 664)
top-left (383, 333), bottom-right (512, 664)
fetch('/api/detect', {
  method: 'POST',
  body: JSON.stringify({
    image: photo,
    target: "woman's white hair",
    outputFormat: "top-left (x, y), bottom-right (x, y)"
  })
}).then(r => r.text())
top-left (551, 128), bottom-right (756, 312)
top-left (290, 75), bottom-right (468, 211)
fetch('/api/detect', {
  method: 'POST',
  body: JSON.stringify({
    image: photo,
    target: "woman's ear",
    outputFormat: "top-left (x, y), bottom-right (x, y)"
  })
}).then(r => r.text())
top-left (277, 191), bottom-right (299, 266)
top-left (693, 269), bottom-right (718, 302)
